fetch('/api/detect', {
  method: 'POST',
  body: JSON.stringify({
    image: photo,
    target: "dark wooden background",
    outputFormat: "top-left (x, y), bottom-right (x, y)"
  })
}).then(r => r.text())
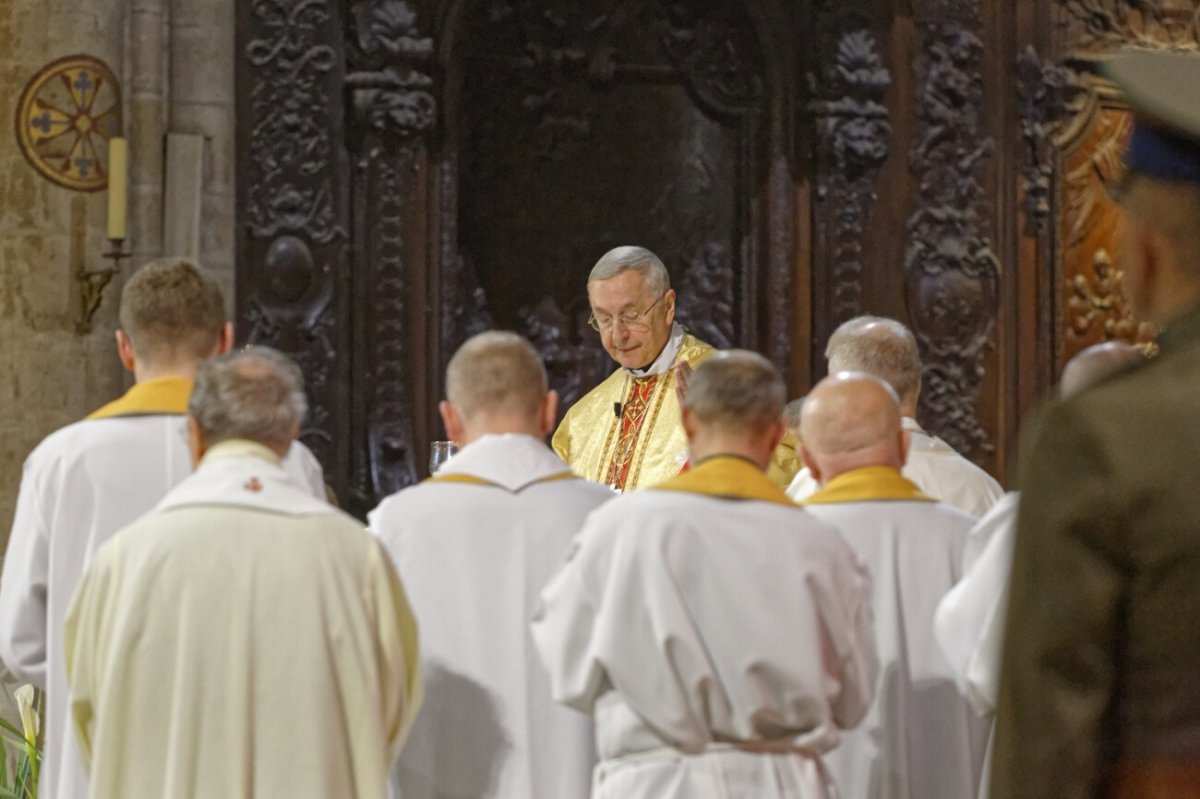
top-left (235, 0), bottom-right (1175, 517)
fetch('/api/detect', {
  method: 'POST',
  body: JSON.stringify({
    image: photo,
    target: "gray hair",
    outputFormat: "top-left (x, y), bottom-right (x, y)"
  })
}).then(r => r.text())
top-left (189, 347), bottom-right (307, 451)
top-left (685, 350), bottom-right (785, 433)
top-left (783, 397), bottom-right (807, 431)
top-left (825, 315), bottom-right (922, 403)
top-left (588, 246), bottom-right (671, 297)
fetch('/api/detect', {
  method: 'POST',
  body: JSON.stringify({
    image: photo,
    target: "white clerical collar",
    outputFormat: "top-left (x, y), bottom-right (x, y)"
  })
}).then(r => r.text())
top-left (156, 439), bottom-right (333, 517)
top-left (625, 322), bottom-right (686, 378)
top-left (435, 433), bottom-right (572, 492)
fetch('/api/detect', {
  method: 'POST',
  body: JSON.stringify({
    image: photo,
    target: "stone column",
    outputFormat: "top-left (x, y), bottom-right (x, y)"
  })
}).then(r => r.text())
top-left (129, 0), bottom-right (166, 264)
top-left (169, 0), bottom-right (236, 309)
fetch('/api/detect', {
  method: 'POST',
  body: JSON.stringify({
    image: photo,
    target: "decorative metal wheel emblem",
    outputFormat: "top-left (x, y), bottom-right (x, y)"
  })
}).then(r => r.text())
top-left (15, 54), bottom-right (122, 192)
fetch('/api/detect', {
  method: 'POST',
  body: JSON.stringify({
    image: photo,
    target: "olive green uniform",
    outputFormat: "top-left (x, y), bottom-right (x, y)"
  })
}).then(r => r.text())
top-left (992, 304), bottom-right (1200, 798)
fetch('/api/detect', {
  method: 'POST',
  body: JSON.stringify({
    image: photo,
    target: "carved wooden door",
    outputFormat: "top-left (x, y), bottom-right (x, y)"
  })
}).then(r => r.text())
top-left (236, 0), bottom-right (801, 516)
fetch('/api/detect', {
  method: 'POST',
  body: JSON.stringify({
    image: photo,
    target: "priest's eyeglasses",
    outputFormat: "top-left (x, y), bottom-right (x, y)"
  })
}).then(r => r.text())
top-left (588, 294), bottom-right (665, 333)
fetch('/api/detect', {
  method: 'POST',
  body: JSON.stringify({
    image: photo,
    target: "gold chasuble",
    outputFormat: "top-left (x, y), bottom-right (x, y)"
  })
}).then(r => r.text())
top-left (553, 332), bottom-right (715, 491)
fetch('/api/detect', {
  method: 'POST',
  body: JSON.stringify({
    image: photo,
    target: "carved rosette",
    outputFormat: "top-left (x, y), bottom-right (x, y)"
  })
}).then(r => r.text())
top-left (242, 0), bottom-right (348, 465)
top-left (810, 25), bottom-right (892, 324)
top-left (905, 3), bottom-right (1000, 461)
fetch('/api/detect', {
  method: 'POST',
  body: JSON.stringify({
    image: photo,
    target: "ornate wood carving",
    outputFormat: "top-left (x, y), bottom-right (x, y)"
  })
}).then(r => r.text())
top-left (675, 241), bottom-right (737, 349)
top-left (451, 0), bottom-right (782, 414)
top-left (810, 23), bottom-right (892, 323)
top-left (905, 1), bottom-right (999, 461)
top-left (1016, 46), bottom-right (1084, 234)
top-left (238, 0), bottom-right (348, 470)
top-left (1057, 99), bottom-right (1157, 361)
top-left (346, 0), bottom-right (436, 138)
top-left (343, 0), bottom-right (435, 508)
top-left (1058, 0), bottom-right (1200, 53)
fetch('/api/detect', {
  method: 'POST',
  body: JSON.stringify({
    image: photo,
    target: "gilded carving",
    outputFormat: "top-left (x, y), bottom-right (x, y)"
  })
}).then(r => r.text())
top-left (1068, 248), bottom-right (1155, 343)
top-left (1058, 0), bottom-right (1200, 53)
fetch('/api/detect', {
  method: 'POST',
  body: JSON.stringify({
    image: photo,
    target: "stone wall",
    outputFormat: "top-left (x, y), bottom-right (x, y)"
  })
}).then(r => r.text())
top-left (0, 0), bottom-right (236, 559)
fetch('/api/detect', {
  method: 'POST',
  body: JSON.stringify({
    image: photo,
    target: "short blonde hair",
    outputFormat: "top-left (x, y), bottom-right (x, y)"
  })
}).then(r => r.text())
top-left (119, 259), bottom-right (225, 366)
top-left (685, 350), bottom-right (785, 433)
top-left (446, 332), bottom-right (548, 419)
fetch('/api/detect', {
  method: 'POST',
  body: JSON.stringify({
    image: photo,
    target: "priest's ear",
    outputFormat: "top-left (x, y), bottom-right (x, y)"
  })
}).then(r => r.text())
top-left (799, 442), bottom-right (822, 484)
top-left (680, 406), bottom-right (698, 443)
top-left (538, 390), bottom-right (559, 438)
top-left (438, 400), bottom-right (466, 446)
top-left (186, 415), bottom-right (206, 470)
top-left (215, 322), bottom-right (234, 357)
top-left (115, 329), bottom-right (136, 373)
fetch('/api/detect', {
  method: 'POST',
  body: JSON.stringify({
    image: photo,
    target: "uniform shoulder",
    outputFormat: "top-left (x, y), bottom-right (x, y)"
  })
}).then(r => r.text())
top-left (1069, 346), bottom-right (1177, 416)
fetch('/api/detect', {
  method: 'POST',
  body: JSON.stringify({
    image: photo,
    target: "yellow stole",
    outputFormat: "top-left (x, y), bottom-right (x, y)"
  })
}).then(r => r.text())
top-left (87, 377), bottom-right (193, 420)
top-left (424, 471), bottom-right (578, 494)
top-left (802, 465), bottom-right (933, 505)
top-left (653, 455), bottom-right (797, 508)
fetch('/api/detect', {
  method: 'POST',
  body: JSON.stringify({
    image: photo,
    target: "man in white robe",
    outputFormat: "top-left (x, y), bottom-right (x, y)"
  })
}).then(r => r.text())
top-left (787, 316), bottom-right (1003, 516)
top-left (64, 347), bottom-right (420, 799)
top-left (370, 331), bottom-right (612, 799)
top-left (0, 258), bottom-right (325, 799)
top-left (799, 372), bottom-right (988, 799)
top-left (933, 342), bottom-right (1145, 798)
top-left (533, 350), bottom-right (877, 799)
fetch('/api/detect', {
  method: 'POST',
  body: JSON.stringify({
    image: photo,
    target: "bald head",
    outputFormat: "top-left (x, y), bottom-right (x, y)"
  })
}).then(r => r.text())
top-left (1060, 341), bottom-right (1146, 399)
top-left (825, 316), bottom-right (922, 412)
top-left (799, 372), bottom-right (907, 484)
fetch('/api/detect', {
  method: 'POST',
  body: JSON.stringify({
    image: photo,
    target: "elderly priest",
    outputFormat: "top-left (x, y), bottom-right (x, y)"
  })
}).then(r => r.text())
top-left (552, 245), bottom-right (798, 490)
top-left (533, 350), bottom-right (877, 799)
top-left (0, 258), bottom-right (326, 799)
top-left (799, 372), bottom-right (988, 799)
top-left (64, 348), bottom-right (421, 799)
top-left (371, 331), bottom-right (611, 799)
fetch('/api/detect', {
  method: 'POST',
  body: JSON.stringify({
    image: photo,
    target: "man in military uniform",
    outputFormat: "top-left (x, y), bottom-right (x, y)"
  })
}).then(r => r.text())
top-left (992, 51), bottom-right (1200, 798)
